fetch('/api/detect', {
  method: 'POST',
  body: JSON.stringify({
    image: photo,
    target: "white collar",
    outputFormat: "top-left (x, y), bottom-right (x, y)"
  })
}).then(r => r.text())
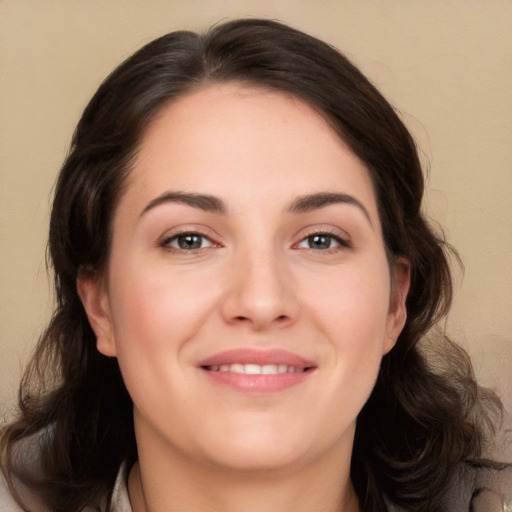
top-left (110, 463), bottom-right (133, 512)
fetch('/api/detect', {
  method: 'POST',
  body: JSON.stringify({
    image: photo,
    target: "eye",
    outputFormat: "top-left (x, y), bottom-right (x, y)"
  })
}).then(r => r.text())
top-left (162, 233), bottom-right (214, 251)
top-left (296, 233), bottom-right (349, 250)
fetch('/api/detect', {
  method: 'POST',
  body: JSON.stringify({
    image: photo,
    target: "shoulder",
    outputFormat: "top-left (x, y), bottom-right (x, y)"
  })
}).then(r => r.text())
top-left (442, 462), bottom-right (512, 511)
top-left (0, 467), bottom-right (52, 512)
top-left (470, 464), bottom-right (512, 511)
top-left (1, 464), bottom-right (133, 512)
top-left (385, 463), bottom-right (512, 511)
top-left (0, 472), bottom-right (24, 512)
top-left (0, 429), bottom-right (50, 512)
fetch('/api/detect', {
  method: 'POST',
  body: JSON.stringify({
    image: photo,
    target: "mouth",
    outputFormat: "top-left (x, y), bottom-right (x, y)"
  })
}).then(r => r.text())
top-left (198, 349), bottom-right (316, 393)
top-left (203, 363), bottom-right (312, 374)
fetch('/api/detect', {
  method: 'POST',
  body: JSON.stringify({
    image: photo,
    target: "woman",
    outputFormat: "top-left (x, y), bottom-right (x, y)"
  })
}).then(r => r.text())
top-left (0, 18), bottom-right (507, 512)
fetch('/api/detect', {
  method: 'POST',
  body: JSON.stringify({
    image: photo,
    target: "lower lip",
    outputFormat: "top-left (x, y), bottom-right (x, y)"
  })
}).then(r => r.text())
top-left (200, 368), bottom-right (313, 393)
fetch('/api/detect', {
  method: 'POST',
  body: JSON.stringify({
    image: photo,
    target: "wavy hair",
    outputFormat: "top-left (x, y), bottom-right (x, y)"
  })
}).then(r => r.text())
top-left (0, 18), bottom-right (502, 512)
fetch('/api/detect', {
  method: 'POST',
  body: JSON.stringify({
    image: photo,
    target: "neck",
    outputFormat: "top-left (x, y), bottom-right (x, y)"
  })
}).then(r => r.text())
top-left (128, 432), bottom-right (360, 512)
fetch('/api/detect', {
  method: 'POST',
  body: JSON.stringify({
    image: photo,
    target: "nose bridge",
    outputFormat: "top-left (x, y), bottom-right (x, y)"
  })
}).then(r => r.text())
top-left (221, 239), bottom-right (297, 329)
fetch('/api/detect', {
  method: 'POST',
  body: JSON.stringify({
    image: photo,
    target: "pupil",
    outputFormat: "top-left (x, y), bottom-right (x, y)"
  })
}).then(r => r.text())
top-left (179, 234), bottom-right (201, 249)
top-left (310, 235), bottom-right (330, 249)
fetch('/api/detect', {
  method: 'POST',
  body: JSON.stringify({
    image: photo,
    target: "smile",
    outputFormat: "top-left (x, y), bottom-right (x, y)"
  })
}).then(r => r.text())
top-left (198, 349), bottom-right (315, 393)
top-left (204, 364), bottom-right (307, 374)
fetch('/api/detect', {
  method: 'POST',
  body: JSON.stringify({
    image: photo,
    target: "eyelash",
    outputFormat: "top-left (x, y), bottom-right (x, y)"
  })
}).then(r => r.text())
top-left (295, 231), bottom-right (351, 251)
top-left (160, 229), bottom-right (351, 253)
top-left (160, 232), bottom-right (218, 252)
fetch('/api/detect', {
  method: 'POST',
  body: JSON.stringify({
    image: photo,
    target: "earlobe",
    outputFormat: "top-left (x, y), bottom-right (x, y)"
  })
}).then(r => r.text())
top-left (383, 258), bottom-right (411, 354)
top-left (77, 275), bottom-right (117, 357)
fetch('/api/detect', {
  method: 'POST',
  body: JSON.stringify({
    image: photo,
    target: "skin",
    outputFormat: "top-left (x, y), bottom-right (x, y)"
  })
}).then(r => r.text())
top-left (78, 83), bottom-right (409, 512)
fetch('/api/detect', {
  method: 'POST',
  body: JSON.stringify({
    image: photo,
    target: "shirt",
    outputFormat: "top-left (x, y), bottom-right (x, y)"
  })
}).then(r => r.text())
top-left (0, 466), bottom-right (131, 512)
top-left (1, 462), bottom-right (511, 511)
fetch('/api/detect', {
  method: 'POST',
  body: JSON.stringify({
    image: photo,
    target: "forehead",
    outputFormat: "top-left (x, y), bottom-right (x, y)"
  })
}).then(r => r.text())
top-left (122, 82), bottom-right (378, 219)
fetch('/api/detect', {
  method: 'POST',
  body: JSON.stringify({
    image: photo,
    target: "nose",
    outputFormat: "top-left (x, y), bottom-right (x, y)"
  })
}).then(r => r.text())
top-left (220, 248), bottom-right (299, 331)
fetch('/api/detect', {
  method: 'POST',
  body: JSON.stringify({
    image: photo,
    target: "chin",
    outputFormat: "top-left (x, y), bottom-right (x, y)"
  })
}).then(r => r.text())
top-left (193, 421), bottom-right (321, 474)
top-left (203, 443), bottom-right (308, 474)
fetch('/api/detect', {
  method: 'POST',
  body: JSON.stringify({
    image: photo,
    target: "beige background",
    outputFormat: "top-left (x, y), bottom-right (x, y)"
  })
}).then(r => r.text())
top-left (1, 1), bottom-right (511, 416)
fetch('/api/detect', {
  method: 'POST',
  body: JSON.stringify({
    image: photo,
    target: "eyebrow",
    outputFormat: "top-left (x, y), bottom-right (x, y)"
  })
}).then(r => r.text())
top-left (288, 192), bottom-right (372, 225)
top-left (140, 191), bottom-right (227, 216)
top-left (140, 190), bottom-right (372, 225)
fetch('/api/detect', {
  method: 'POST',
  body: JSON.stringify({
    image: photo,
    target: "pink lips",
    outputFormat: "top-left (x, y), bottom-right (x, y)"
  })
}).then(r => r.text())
top-left (198, 348), bottom-right (315, 393)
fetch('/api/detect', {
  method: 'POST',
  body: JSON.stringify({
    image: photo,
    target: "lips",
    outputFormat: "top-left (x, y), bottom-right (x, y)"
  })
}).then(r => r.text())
top-left (198, 348), bottom-right (314, 369)
top-left (198, 348), bottom-right (315, 393)
top-left (205, 363), bottom-right (306, 374)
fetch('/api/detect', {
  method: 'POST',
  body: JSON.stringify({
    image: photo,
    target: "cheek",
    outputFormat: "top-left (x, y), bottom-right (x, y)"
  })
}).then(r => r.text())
top-left (105, 265), bottom-right (215, 419)
top-left (304, 262), bottom-right (391, 388)
top-left (108, 266), bottom-right (218, 354)
top-left (305, 262), bottom-right (391, 338)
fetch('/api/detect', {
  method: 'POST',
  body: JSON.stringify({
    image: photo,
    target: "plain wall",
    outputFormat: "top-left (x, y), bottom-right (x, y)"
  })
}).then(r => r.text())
top-left (1, 1), bottom-right (511, 415)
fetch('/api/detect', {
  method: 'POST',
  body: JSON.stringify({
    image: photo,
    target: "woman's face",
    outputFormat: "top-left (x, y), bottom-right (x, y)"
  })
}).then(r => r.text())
top-left (79, 83), bottom-right (409, 473)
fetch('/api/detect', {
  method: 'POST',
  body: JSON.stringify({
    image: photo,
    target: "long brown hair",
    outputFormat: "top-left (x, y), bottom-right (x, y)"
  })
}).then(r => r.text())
top-left (1, 18), bottom-right (502, 512)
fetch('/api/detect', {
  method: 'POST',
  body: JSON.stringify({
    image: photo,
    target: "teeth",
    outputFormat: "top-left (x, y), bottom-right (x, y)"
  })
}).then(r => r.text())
top-left (245, 364), bottom-right (261, 375)
top-left (206, 364), bottom-right (305, 374)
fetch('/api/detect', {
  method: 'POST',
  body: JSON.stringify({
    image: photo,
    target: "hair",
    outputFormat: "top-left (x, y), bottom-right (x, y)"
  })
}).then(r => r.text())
top-left (1, 18), bottom-right (503, 512)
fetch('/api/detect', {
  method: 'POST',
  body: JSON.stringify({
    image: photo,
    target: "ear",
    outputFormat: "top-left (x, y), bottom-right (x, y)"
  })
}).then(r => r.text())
top-left (77, 275), bottom-right (117, 357)
top-left (383, 257), bottom-right (411, 354)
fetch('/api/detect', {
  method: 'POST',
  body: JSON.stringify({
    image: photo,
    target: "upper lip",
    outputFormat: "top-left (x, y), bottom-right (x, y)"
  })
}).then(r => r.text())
top-left (197, 348), bottom-right (315, 369)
